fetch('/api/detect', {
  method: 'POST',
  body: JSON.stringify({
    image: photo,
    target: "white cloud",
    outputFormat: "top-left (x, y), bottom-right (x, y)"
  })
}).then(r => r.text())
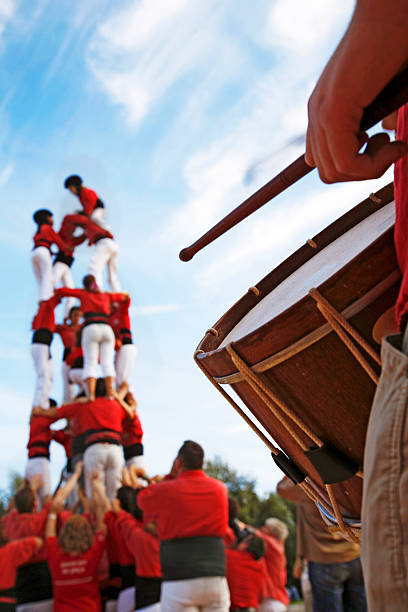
top-left (0, 0), bottom-right (17, 40)
top-left (0, 162), bottom-right (13, 186)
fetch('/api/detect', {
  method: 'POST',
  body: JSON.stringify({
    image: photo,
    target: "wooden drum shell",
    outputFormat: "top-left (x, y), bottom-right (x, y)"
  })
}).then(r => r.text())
top-left (196, 183), bottom-right (399, 520)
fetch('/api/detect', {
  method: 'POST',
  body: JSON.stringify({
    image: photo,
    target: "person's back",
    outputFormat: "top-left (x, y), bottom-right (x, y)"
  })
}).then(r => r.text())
top-left (2, 485), bottom-right (53, 605)
top-left (257, 519), bottom-right (289, 612)
top-left (46, 515), bottom-right (105, 612)
top-left (138, 440), bottom-right (230, 612)
top-left (226, 535), bottom-right (266, 611)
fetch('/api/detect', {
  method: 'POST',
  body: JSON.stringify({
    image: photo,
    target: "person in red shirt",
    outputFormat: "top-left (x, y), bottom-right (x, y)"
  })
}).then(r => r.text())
top-left (2, 478), bottom-right (52, 606)
top-left (120, 392), bottom-right (147, 474)
top-left (53, 216), bottom-right (86, 319)
top-left (109, 296), bottom-right (137, 394)
top-left (257, 518), bottom-right (290, 612)
top-left (62, 212), bottom-right (120, 292)
top-left (138, 440), bottom-right (230, 612)
top-left (64, 175), bottom-right (107, 228)
top-left (55, 306), bottom-right (83, 402)
top-left (55, 275), bottom-right (127, 399)
top-left (31, 294), bottom-right (61, 409)
top-left (226, 533), bottom-right (266, 612)
top-left (31, 209), bottom-right (69, 303)
top-left (0, 530), bottom-right (43, 612)
top-left (25, 398), bottom-right (58, 506)
top-left (32, 378), bottom-right (132, 501)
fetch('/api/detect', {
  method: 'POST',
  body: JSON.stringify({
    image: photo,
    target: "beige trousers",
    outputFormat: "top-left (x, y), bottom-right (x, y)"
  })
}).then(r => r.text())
top-left (362, 334), bottom-right (408, 611)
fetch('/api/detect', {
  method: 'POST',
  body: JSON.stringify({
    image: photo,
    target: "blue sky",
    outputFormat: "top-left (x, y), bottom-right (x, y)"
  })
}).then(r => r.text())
top-left (0, 0), bottom-right (395, 494)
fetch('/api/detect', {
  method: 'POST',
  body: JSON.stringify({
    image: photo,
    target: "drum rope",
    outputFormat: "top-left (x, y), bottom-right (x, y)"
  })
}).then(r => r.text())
top-left (194, 348), bottom-right (361, 542)
top-left (325, 484), bottom-right (360, 542)
top-left (225, 343), bottom-right (323, 449)
top-left (309, 288), bottom-right (380, 384)
top-left (193, 350), bottom-right (281, 456)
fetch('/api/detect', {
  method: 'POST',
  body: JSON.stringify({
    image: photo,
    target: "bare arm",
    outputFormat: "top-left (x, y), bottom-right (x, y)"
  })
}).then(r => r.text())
top-left (305, 0), bottom-right (408, 183)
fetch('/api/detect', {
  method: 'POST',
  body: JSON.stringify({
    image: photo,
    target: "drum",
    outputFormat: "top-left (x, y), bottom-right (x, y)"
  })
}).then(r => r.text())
top-left (195, 183), bottom-right (399, 540)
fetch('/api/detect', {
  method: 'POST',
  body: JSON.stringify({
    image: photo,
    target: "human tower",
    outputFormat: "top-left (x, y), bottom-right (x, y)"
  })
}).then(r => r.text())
top-left (28, 175), bottom-right (145, 505)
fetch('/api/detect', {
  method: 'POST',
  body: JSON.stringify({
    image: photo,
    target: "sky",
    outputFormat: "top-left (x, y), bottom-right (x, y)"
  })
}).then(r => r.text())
top-left (0, 0), bottom-right (396, 495)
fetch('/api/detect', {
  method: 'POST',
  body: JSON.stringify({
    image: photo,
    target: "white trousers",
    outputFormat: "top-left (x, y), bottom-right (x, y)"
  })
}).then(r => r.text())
top-left (31, 247), bottom-right (53, 301)
top-left (117, 587), bottom-right (135, 612)
top-left (31, 344), bottom-right (53, 408)
top-left (84, 443), bottom-right (124, 501)
top-left (161, 577), bottom-right (230, 612)
top-left (16, 600), bottom-right (53, 612)
top-left (62, 361), bottom-right (76, 402)
top-left (82, 323), bottom-right (115, 379)
top-left (53, 261), bottom-right (75, 318)
top-left (88, 238), bottom-right (120, 292)
top-left (126, 454), bottom-right (148, 473)
top-left (91, 207), bottom-right (109, 230)
top-left (69, 366), bottom-right (85, 392)
top-left (115, 343), bottom-right (137, 388)
top-left (25, 457), bottom-right (51, 506)
top-left (258, 599), bottom-right (288, 612)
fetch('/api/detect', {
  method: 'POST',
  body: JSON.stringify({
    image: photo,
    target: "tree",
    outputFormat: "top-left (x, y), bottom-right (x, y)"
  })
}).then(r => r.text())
top-left (0, 472), bottom-right (24, 517)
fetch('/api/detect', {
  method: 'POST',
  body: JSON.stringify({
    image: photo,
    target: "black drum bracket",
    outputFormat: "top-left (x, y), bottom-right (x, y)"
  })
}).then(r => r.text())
top-left (305, 443), bottom-right (358, 484)
top-left (271, 451), bottom-right (306, 484)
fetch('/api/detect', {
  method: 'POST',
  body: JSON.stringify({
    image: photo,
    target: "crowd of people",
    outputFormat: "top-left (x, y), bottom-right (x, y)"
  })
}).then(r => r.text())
top-left (0, 175), bottom-right (295, 612)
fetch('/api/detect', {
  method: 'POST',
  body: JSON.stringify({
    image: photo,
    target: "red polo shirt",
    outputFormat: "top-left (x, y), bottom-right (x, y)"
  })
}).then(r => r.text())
top-left (79, 187), bottom-right (101, 217)
top-left (27, 415), bottom-right (58, 459)
top-left (0, 537), bottom-right (40, 602)
top-left (2, 503), bottom-right (51, 563)
top-left (57, 398), bottom-right (126, 448)
top-left (51, 428), bottom-right (72, 460)
top-left (32, 295), bottom-right (60, 332)
top-left (109, 298), bottom-right (132, 338)
top-left (55, 288), bottom-right (124, 318)
top-left (46, 531), bottom-right (106, 612)
top-left (63, 214), bottom-right (113, 246)
top-left (226, 549), bottom-right (265, 609)
top-left (55, 323), bottom-right (80, 349)
top-left (138, 470), bottom-right (228, 541)
top-left (33, 224), bottom-right (69, 252)
top-left (115, 511), bottom-right (161, 578)
top-left (58, 216), bottom-right (86, 255)
top-left (257, 529), bottom-right (289, 606)
top-left (104, 510), bottom-right (134, 569)
top-left (121, 413), bottom-right (143, 447)
top-left (394, 103), bottom-right (408, 330)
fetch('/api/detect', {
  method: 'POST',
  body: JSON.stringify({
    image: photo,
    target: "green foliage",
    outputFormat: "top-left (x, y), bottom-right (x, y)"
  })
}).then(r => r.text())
top-left (0, 471), bottom-right (24, 518)
top-left (205, 456), bottom-right (298, 587)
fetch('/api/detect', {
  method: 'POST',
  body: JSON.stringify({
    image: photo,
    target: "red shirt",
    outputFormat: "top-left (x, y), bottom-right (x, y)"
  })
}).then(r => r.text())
top-left (55, 288), bottom-right (124, 317)
top-left (104, 511), bottom-right (135, 569)
top-left (46, 531), bottom-right (106, 612)
top-left (226, 549), bottom-right (265, 609)
top-left (63, 214), bottom-right (113, 246)
top-left (138, 470), bottom-right (228, 541)
top-left (33, 224), bottom-right (69, 252)
top-left (2, 503), bottom-right (51, 563)
top-left (32, 294), bottom-right (61, 332)
top-left (394, 103), bottom-right (408, 329)
top-left (121, 413), bottom-right (143, 447)
top-left (0, 537), bottom-right (39, 600)
top-left (55, 323), bottom-right (80, 349)
top-left (79, 187), bottom-right (101, 217)
top-left (115, 511), bottom-right (161, 578)
top-left (57, 398), bottom-right (126, 448)
top-left (27, 415), bottom-right (58, 459)
top-left (258, 529), bottom-right (289, 606)
top-left (51, 428), bottom-right (72, 460)
top-left (65, 345), bottom-right (83, 367)
top-left (58, 216), bottom-right (87, 255)
top-left (109, 298), bottom-right (131, 337)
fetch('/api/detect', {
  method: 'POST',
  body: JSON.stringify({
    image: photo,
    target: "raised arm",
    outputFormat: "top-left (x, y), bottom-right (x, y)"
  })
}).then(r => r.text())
top-left (305, 0), bottom-right (408, 183)
top-left (45, 462), bottom-right (83, 538)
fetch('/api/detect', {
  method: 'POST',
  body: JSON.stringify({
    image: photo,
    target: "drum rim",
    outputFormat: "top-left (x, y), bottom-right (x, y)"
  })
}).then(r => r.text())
top-left (196, 182), bottom-right (395, 357)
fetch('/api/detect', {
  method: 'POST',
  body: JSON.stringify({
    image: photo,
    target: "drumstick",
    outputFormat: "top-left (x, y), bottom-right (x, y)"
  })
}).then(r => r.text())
top-left (179, 66), bottom-right (408, 262)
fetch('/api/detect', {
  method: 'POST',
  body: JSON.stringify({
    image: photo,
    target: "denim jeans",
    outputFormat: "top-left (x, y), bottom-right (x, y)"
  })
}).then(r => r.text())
top-left (308, 558), bottom-right (367, 612)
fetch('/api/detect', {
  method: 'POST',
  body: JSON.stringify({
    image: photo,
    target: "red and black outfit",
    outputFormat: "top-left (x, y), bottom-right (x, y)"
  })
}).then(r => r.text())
top-left (62, 214), bottom-right (113, 247)
top-left (46, 531), bottom-right (106, 612)
top-left (27, 415), bottom-right (58, 461)
top-left (138, 470), bottom-right (228, 581)
top-left (121, 412), bottom-right (143, 462)
top-left (0, 537), bottom-right (40, 611)
top-left (109, 296), bottom-right (132, 347)
top-left (257, 529), bottom-right (289, 609)
top-left (31, 294), bottom-right (60, 347)
top-left (104, 510), bottom-right (136, 598)
top-left (226, 549), bottom-right (265, 611)
top-left (115, 510), bottom-right (162, 609)
top-left (54, 215), bottom-right (86, 269)
top-left (33, 224), bottom-right (69, 254)
top-left (55, 288), bottom-right (124, 331)
top-left (2, 505), bottom-right (53, 605)
top-left (78, 187), bottom-right (104, 217)
top-left (55, 321), bottom-right (81, 363)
